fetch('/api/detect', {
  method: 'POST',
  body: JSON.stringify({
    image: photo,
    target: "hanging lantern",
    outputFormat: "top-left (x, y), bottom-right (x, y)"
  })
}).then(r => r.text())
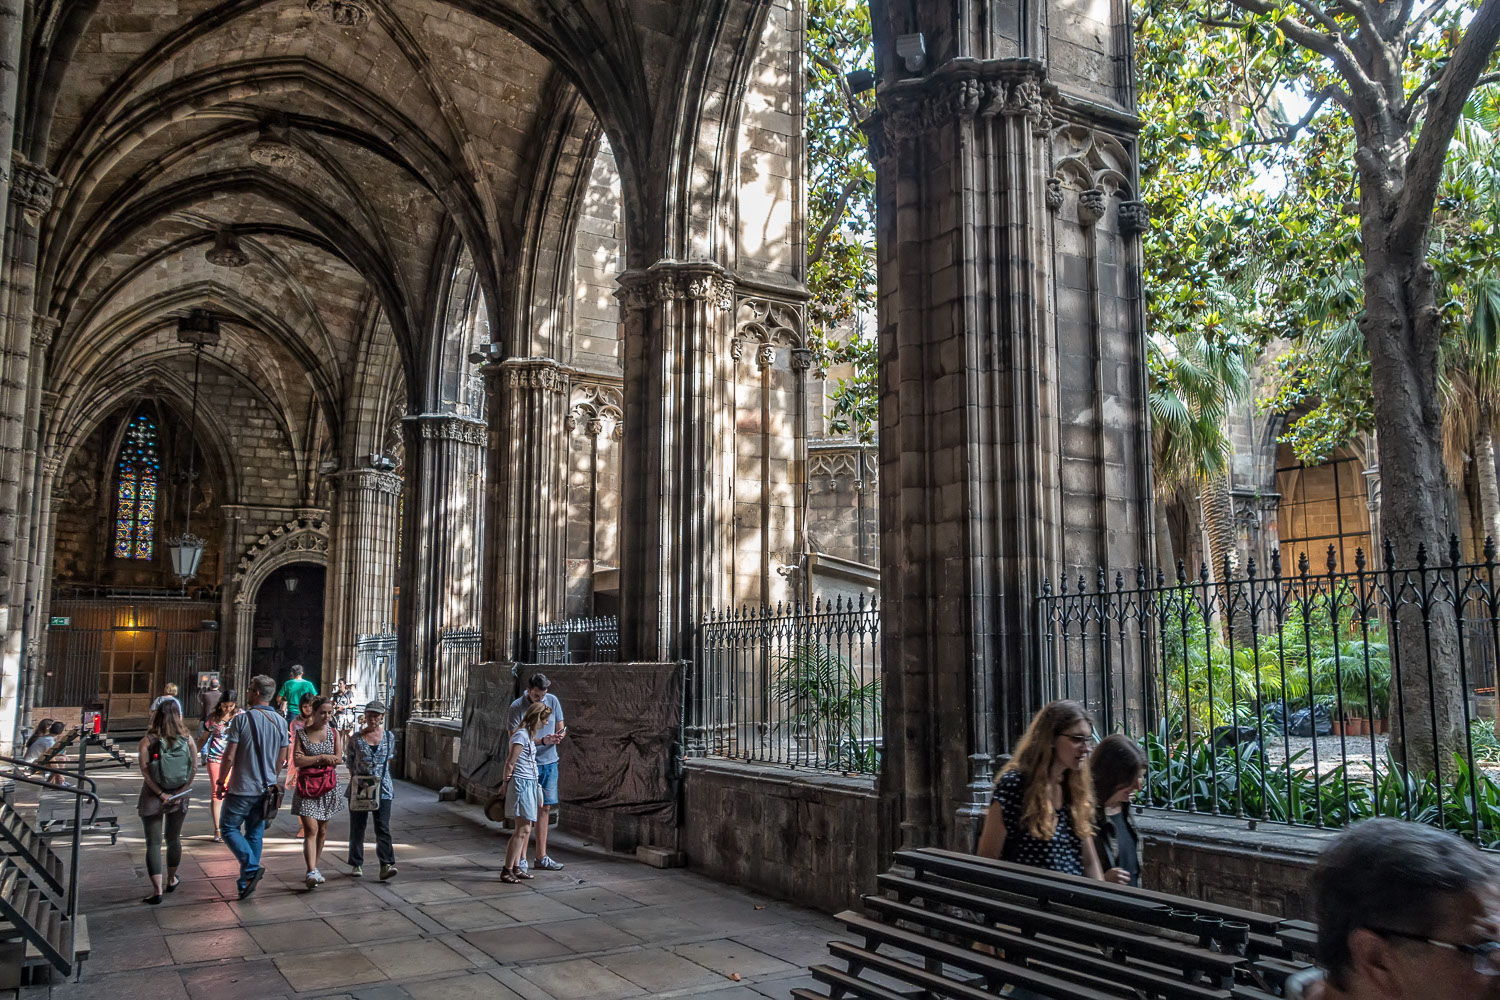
top-left (166, 532), bottom-right (206, 585)
top-left (306, 0), bottom-right (371, 26)
top-left (176, 309), bottom-right (221, 348)
top-left (248, 120), bottom-right (299, 168)
top-left (285, 575), bottom-right (300, 594)
top-left (205, 230), bottom-right (250, 268)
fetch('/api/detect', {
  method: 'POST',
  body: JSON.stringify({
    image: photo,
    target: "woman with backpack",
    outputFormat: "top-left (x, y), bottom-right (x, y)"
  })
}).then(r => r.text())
top-left (499, 700), bottom-right (551, 884)
top-left (137, 701), bottom-right (198, 904)
top-left (344, 700), bottom-right (397, 881)
top-left (290, 696), bottom-right (343, 889)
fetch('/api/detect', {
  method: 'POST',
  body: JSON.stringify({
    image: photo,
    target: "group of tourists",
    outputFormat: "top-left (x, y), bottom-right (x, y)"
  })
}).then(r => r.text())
top-left (128, 666), bottom-right (570, 903)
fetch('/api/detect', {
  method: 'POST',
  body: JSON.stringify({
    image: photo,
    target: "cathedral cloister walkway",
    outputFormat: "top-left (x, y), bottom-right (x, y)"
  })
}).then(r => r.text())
top-left (15, 769), bottom-right (845, 1000)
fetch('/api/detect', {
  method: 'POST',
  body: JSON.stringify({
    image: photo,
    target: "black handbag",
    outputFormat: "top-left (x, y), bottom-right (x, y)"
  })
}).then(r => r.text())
top-left (246, 708), bottom-right (284, 822)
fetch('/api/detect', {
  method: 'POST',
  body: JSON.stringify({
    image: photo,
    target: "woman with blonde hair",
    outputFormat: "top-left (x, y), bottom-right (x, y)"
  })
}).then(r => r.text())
top-left (975, 700), bottom-right (1106, 879)
top-left (137, 700), bottom-right (197, 904)
top-left (500, 700), bottom-right (551, 884)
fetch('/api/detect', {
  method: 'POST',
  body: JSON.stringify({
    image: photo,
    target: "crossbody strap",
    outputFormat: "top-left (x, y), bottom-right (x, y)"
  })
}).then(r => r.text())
top-left (245, 707), bottom-right (274, 789)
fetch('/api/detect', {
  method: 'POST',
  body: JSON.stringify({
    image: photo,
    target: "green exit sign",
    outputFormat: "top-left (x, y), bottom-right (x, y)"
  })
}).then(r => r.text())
top-left (48, 616), bottom-right (69, 627)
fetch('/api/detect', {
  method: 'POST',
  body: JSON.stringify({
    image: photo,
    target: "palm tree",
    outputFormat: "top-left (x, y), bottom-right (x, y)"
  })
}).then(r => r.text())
top-left (1149, 327), bottom-right (1251, 578)
top-left (1442, 279), bottom-right (1500, 551)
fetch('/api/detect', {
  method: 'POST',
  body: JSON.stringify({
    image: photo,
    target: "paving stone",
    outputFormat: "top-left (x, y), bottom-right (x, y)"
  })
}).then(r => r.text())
top-left (361, 937), bottom-right (474, 979)
top-left (44, 968), bottom-right (192, 1000)
top-left (536, 916), bottom-right (643, 953)
top-left (420, 899), bottom-right (518, 931)
top-left (178, 958), bottom-right (295, 1000)
top-left (325, 909), bottom-right (425, 944)
top-left (749, 973), bottom-right (824, 1000)
top-left (403, 973), bottom-right (525, 1000)
top-left (387, 880), bottom-right (472, 904)
top-left (514, 957), bottom-right (645, 1000)
top-left (486, 892), bottom-right (589, 924)
top-left (674, 940), bottom-right (798, 979)
top-left (305, 885), bottom-right (388, 915)
top-left (598, 947), bottom-right (727, 992)
top-left (546, 887), bottom-right (640, 914)
top-left (462, 925), bottom-right (574, 963)
top-left (274, 948), bottom-right (388, 992)
top-left (165, 926), bottom-right (263, 965)
top-left (601, 905), bottom-right (721, 943)
top-left (82, 929), bottom-right (175, 974)
top-left (247, 917), bottom-right (347, 953)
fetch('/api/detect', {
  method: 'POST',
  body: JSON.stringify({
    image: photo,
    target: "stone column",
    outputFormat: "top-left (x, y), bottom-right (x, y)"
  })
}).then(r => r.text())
top-left (0, 159), bottom-right (55, 748)
top-left (325, 468), bottom-right (401, 692)
top-left (232, 596), bottom-right (256, 692)
top-left (483, 358), bottom-right (569, 661)
top-left (397, 414), bottom-right (486, 720)
top-left (220, 506), bottom-right (246, 687)
top-left (867, 40), bottom-right (1151, 848)
top-left (615, 262), bottom-right (737, 662)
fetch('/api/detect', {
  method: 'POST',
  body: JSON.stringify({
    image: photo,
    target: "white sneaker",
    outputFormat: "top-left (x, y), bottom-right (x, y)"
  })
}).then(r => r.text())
top-left (535, 856), bottom-right (565, 871)
top-left (305, 869), bottom-right (324, 889)
top-left (516, 857), bottom-right (528, 874)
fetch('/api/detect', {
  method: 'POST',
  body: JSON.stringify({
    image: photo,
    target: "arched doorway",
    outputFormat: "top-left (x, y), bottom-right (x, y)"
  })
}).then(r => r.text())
top-left (251, 563), bottom-right (327, 695)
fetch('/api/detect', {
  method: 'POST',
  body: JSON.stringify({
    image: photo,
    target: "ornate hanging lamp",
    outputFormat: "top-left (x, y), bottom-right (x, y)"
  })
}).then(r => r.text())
top-left (166, 311), bottom-right (220, 587)
top-left (205, 229), bottom-right (249, 268)
top-left (306, 0), bottom-right (371, 26)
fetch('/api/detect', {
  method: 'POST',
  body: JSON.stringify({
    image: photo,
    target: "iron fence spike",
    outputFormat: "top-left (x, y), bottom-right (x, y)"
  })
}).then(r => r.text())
top-left (1355, 547), bottom-right (1366, 572)
top-left (1298, 551), bottom-right (1309, 577)
top-left (1488, 536), bottom-right (1498, 564)
top-left (1176, 560), bottom-right (1187, 585)
top-left (1416, 543), bottom-right (1428, 569)
top-left (1326, 544), bottom-right (1337, 574)
top-left (1246, 556), bottom-right (1257, 580)
top-left (1449, 533), bottom-right (1462, 566)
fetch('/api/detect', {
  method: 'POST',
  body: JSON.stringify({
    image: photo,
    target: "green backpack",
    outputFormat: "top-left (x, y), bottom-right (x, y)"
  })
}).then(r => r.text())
top-left (149, 737), bottom-right (193, 792)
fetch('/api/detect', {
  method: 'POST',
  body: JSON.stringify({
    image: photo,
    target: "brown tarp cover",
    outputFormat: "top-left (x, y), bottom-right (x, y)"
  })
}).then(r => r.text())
top-left (459, 661), bottom-right (684, 822)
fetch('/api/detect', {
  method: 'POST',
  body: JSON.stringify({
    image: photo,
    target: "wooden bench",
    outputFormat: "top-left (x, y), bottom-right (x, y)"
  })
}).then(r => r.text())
top-left (794, 847), bottom-right (1317, 1000)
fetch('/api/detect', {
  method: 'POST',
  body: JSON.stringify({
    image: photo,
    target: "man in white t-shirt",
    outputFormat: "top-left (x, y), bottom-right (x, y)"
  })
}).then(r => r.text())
top-left (507, 673), bottom-right (565, 872)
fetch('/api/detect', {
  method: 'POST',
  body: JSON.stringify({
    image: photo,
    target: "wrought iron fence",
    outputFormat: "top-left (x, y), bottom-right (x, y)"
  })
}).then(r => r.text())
top-left (1038, 540), bottom-right (1500, 847)
top-left (413, 627), bottom-right (482, 719)
top-left (354, 632), bottom-right (397, 708)
top-left (534, 616), bottom-right (619, 664)
top-left (695, 596), bottom-right (881, 774)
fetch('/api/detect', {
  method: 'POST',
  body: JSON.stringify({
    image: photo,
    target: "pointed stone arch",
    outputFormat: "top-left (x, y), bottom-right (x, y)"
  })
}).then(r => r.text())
top-left (228, 515), bottom-right (330, 689)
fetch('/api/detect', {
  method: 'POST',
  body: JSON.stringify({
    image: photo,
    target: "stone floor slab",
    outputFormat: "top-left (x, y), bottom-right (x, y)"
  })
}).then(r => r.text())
top-left (599, 947), bottom-right (728, 993)
top-left (46, 969), bottom-right (192, 1000)
top-left (535, 916), bottom-right (643, 953)
top-left (486, 893), bottom-right (589, 924)
top-left (247, 916), bottom-right (348, 953)
top-left (462, 925), bottom-right (574, 964)
top-left (164, 926), bottom-right (262, 965)
top-left (323, 908), bottom-right (425, 944)
top-left (178, 958), bottom-right (296, 1000)
top-left (419, 899), bottom-right (518, 931)
top-left (273, 947), bottom-right (388, 992)
top-left (673, 940), bottom-right (799, 979)
top-left (545, 887), bottom-right (640, 914)
top-left (514, 957), bottom-right (645, 1000)
top-left (403, 973), bottom-right (526, 1000)
top-left (361, 937), bottom-right (474, 979)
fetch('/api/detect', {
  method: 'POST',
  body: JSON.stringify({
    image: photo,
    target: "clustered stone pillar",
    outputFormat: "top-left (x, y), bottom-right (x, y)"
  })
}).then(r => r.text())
top-left (397, 414), bottom-right (485, 719)
top-left (326, 468), bottom-right (402, 694)
top-left (0, 158), bottom-right (54, 744)
top-left (868, 32), bottom-right (1152, 848)
top-left (483, 358), bottom-right (569, 661)
top-left (615, 262), bottom-right (737, 664)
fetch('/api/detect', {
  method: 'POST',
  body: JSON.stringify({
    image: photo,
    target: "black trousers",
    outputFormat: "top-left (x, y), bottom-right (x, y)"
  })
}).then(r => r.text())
top-left (347, 797), bottom-right (394, 867)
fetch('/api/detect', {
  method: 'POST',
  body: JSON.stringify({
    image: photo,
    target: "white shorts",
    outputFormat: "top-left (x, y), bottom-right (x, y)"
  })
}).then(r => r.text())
top-left (505, 777), bottom-right (543, 822)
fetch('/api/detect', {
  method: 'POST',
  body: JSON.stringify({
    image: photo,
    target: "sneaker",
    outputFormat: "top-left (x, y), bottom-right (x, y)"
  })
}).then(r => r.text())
top-left (516, 857), bottom-right (528, 874)
top-left (379, 863), bottom-right (398, 881)
top-left (349, 864), bottom-right (363, 878)
top-left (305, 870), bottom-right (324, 889)
top-left (534, 856), bottom-right (565, 871)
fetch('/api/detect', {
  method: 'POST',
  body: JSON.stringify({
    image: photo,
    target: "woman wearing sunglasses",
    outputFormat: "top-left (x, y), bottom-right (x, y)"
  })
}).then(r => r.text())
top-left (975, 699), bottom-right (1106, 880)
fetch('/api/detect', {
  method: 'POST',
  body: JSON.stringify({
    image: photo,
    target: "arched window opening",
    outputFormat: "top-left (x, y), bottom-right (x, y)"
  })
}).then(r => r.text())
top-left (113, 413), bottom-right (160, 560)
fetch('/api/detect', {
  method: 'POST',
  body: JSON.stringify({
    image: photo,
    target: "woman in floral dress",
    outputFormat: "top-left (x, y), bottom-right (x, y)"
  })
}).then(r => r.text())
top-left (200, 691), bottom-right (239, 841)
top-left (290, 697), bottom-right (343, 888)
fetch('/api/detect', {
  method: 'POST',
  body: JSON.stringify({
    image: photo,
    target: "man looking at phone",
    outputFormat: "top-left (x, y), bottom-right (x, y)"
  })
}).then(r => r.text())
top-left (1290, 818), bottom-right (1500, 1000)
top-left (507, 672), bottom-right (565, 872)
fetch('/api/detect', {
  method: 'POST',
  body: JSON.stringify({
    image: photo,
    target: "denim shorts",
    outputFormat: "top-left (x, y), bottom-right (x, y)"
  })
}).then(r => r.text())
top-left (505, 777), bottom-right (542, 822)
top-left (537, 761), bottom-right (559, 806)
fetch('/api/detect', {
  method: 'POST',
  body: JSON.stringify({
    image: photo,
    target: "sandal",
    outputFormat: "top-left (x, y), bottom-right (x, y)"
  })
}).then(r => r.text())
top-left (499, 868), bottom-right (520, 884)
top-left (513, 867), bottom-right (534, 880)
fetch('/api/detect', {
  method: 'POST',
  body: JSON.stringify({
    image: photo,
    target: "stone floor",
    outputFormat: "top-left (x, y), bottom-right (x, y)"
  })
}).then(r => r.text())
top-left (13, 766), bottom-right (849, 1000)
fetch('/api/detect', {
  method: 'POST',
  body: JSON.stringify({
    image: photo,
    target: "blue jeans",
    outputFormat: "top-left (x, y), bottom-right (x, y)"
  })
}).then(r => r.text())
top-left (220, 793), bottom-right (267, 890)
top-left (537, 761), bottom-right (559, 806)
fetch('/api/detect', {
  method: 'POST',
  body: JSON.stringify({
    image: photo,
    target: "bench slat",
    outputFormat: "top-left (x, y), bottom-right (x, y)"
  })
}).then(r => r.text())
top-left (829, 939), bottom-right (1125, 1000)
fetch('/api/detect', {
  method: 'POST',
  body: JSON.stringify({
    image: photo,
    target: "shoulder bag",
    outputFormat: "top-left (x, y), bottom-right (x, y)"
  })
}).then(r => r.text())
top-left (246, 708), bottom-right (284, 822)
top-left (296, 730), bottom-right (339, 799)
top-left (349, 732), bottom-right (391, 812)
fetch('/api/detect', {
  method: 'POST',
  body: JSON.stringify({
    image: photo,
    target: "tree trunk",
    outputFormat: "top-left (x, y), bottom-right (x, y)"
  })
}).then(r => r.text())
top-left (1155, 501), bottom-right (1177, 575)
top-left (1362, 253), bottom-right (1465, 777)
top-left (1198, 473), bottom-right (1255, 652)
top-left (1474, 422), bottom-right (1500, 553)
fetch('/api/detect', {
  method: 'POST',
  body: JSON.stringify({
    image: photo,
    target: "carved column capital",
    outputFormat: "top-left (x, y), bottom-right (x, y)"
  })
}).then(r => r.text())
top-left (868, 60), bottom-right (1053, 158)
top-left (31, 315), bottom-right (59, 350)
top-left (1118, 200), bottom-right (1150, 235)
top-left (497, 357), bottom-right (568, 394)
top-left (10, 157), bottom-right (57, 227)
top-left (332, 468), bottom-right (403, 496)
top-left (616, 261), bottom-right (735, 312)
top-left (1076, 188), bottom-right (1107, 226)
top-left (403, 413), bottom-right (489, 446)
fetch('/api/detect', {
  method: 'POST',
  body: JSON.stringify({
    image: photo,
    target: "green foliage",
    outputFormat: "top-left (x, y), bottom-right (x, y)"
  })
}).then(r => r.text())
top-left (1160, 593), bottom-right (1391, 731)
top-left (1149, 331), bottom-right (1250, 493)
top-left (1474, 718), bottom-right (1500, 762)
top-left (1145, 733), bottom-right (1500, 848)
top-left (805, 0), bottom-right (878, 440)
top-left (773, 640), bottom-right (881, 773)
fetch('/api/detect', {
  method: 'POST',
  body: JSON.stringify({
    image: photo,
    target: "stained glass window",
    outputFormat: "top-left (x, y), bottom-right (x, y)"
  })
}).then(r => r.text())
top-left (113, 414), bottom-right (159, 560)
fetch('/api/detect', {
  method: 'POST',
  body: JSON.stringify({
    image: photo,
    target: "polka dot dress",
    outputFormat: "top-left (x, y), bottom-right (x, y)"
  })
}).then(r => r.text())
top-left (992, 769), bottom-right (1085, 875)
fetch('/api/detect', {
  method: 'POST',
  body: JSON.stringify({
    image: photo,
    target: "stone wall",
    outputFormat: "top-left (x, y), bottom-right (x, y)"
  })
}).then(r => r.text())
top-left (403, 718), bottom-right (460, 790)
top-left (1138, 812), bottom-right (1326, 920)
top-left (680, 761), bottom-right (893, 915)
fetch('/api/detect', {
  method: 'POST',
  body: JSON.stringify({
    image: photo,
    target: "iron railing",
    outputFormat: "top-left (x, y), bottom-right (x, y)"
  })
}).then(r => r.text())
top-left (354, 632), bottom-right (397, 708)
top-left (413, 627), bottom-right (482, 719)
top-left (534, 616), bottom-right (619, 664)
top-left (695, 596), bottom-right (881, 774)
top-left (1038, 539), bottom-right (1500, 847)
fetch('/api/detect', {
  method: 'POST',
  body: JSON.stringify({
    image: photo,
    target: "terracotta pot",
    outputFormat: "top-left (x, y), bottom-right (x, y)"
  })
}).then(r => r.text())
top-left (1330, 721), bottom-right (1344, 737)
top-left (1349, 718), bottom-right (1369, 736)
